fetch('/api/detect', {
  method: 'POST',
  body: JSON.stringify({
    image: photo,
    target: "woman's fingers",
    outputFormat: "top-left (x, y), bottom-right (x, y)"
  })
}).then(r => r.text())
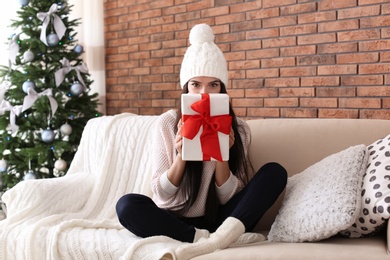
top-left (229, 128), bottom-right (235, 148)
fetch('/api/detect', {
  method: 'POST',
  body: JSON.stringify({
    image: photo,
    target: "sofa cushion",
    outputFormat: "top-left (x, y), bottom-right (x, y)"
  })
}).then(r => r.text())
top-left (268, 144), bottom-right (368, 242)
top-left (340, 134), bottom-right (390, 238)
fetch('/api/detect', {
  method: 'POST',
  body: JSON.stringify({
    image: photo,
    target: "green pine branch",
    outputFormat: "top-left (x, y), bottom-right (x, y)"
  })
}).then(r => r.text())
top-left (0, 0), bottom-right (102, 195)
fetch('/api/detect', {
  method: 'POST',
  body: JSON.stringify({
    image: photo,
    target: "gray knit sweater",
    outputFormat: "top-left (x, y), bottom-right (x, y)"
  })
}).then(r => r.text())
top-left (151, 109), bottom-right (251, 217)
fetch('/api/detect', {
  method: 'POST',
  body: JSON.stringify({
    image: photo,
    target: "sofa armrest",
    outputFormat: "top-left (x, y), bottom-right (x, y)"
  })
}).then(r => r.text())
top-left (1, 115), bottom-right (112, 219)
top-left (2, 172), bottom-right (93, 221)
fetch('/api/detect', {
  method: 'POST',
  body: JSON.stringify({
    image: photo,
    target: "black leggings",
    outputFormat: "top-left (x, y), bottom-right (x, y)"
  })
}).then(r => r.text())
top-left (116, 162), bottom-right (287, 243)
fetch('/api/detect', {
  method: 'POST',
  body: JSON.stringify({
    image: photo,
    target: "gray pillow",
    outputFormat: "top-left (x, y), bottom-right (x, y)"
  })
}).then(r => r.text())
top-left (268, 145), bottom-right (368, 242)
top-left (340, 134), bottom-right (390, 238)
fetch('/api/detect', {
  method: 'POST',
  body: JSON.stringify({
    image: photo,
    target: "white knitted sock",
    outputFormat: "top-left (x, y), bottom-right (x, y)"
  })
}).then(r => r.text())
top-left (229, 232), bottom-right (266, 248)
top-left (193, 228), bottom-right (210, 242)
top-left (175, 217), bottom-right (245, 260)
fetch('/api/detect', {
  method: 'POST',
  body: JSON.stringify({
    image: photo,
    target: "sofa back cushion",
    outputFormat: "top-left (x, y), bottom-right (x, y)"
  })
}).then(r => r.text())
top-left (246, 118), bottom-right (390, 231)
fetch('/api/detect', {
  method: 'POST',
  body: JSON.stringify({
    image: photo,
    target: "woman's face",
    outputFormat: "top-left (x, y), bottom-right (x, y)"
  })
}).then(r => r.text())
top-left (187, 77), bottom-right (222, 94)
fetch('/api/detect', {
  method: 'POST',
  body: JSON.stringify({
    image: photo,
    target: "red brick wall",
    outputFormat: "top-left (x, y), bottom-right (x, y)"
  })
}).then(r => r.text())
top-left (103, 0), bottom-right (390, 119)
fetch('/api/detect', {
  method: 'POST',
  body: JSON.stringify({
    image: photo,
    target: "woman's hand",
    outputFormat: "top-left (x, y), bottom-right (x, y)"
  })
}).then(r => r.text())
top-left (175, 119), bottom-right (183, 154)
top-left (215, 128), bottom-right (235, 186)
top-left (167, 119), bottom-right (186, 187)
top-left (229, 128), bottom-right (235, 149)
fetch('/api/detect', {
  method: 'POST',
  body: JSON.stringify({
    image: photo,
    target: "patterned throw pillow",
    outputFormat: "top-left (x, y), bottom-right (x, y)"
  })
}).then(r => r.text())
top-left (268, 145), bottom-right (368, 242)
top-left (340, 134), bottom-right (390, 238)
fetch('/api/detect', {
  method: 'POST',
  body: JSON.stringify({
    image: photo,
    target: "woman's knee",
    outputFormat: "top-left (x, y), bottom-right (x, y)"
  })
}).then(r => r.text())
top-left (259, 162), bottom-right (288, 189)
top-left (265, 162), bottom-right (287, 177)
top-left (116, 193), bottom-right (150, 218)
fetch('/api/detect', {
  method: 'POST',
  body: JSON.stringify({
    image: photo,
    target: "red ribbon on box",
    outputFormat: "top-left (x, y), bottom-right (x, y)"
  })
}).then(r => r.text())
top-left (182, 93), bottom-right (232, 161)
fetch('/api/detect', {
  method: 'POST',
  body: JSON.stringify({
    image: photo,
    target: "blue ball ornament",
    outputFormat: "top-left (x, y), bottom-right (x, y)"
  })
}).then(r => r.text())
top-left (70, 82), bottom-right (84, 96)
top-left (23, 50), bottom-right (34, 62)
top-left (22, 80), bottom-right (36, 93)
top-left (47, 33), bottom-right (59, 46)
top-left (0, 159), bottom-right (7, 172)
top-left (23, 170), bottom-right (37, 180)
top-left (18, 0), bottom-right (29, 6)
top-left (41, 128), bottom-right (55, 143)
top-left (73, 44), bottom-right (84, 55)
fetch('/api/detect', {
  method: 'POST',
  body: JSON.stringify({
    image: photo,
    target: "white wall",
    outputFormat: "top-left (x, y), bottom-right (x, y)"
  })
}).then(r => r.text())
top-left (0, 0), bottom-right (106, 114)
top-left (69, 0), bottom-right (106, 113)
top-left (0, 2), bottom-right (19, 66)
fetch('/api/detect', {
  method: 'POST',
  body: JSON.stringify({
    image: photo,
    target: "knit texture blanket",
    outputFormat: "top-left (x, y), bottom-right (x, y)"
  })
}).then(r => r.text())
top-left (0, 113), bottom-right (184, 260)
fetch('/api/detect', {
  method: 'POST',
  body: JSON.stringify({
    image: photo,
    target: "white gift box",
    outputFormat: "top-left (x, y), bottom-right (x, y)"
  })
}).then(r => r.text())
top-left (181, 93), bottom-right (231, 161)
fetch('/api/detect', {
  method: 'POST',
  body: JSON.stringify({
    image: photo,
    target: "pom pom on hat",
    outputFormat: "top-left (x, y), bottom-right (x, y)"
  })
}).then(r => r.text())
top-left (180, 24), bottom-right (228, 89)
top-left (189, 24), bottom-right (215, 45)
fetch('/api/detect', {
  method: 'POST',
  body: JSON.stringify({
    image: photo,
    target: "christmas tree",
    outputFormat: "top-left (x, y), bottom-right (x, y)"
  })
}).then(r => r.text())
top-left (0, 0), bottom-right (101, 198)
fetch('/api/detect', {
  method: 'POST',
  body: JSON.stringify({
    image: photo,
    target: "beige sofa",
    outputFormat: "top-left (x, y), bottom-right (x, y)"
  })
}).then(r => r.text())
top-left (1, 114), bottom-right (389, 259)
top-left (195, 118), bottom-right (390, 260)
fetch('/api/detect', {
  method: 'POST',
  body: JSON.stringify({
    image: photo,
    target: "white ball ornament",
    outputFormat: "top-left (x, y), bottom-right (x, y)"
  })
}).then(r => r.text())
top-left (47, 33), bottom-right (59, 46)
top-left (22, 80), bottom-right (36, 93)
top-left (23, 50), bottom-right (34, 62)
top-left (0, 159), bottom-right (7, 172)
top-left (60, 123), bottom-right (72, 135)
top-left (18, 0), bottom-right (29, 6)
top-left (54, 159), bottom-right (67, 171)
top-left (0, 210), bottom-right (5, 221)
top-left (70, 82), bottom-right (84, 96)
top-left (41, 128), bottom-right (55, 143)
top-left (24, 170), bottom-right (37, 180)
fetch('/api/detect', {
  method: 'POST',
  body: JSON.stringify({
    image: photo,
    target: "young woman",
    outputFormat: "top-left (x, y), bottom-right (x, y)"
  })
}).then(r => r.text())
top-left (116, 24), bottom-right (287, 259)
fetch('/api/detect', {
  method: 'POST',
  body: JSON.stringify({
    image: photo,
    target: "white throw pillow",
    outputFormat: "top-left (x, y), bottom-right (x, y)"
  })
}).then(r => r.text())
top-left (340, 134), bottom-right (390, 238)
top-left (268, 145), bottom-right (368, 242)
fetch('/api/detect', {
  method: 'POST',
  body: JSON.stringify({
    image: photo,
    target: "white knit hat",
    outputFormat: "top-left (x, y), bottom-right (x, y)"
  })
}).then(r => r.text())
top-left (180, 24), bottom-right (228, 89)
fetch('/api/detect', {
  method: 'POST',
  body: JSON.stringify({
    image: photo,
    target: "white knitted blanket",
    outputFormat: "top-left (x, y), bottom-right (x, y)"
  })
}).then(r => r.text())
top-left (0, 113), bottom-right (183, 260)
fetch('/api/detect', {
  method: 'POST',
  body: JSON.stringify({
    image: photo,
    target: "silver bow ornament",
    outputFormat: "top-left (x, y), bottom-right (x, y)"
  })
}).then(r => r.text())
top-left (8, 34), bottom-right (20, 65)
top-left (0, 81), bottom-right (11, 103)
top-left (55, 58), bottom-right (88, 87)
top-left (0, 100), bottom-right (23, 132)
top-left (22, 88), bottom-right (58, 117)
top-left (37, 3), bottom-right (66, 46)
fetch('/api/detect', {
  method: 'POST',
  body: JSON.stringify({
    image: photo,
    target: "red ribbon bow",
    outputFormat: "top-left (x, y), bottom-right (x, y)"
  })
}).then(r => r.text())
top-left (182, 94), bottom-right (232, 161)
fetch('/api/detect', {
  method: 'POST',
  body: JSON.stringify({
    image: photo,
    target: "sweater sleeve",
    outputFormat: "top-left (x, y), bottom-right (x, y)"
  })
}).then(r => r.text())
top-left (150, 110), bottom-right (187, 211)
top-left (215, 118), bottom-right (251, 204)
top-left (238, 118), bottom-right (252, 167)
top-left (215, 171), bottom-right (238, 204)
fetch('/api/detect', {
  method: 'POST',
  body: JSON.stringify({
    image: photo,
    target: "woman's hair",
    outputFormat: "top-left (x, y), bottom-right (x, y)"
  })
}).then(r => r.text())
top-left (172, 82), bottom-right (249, 224)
